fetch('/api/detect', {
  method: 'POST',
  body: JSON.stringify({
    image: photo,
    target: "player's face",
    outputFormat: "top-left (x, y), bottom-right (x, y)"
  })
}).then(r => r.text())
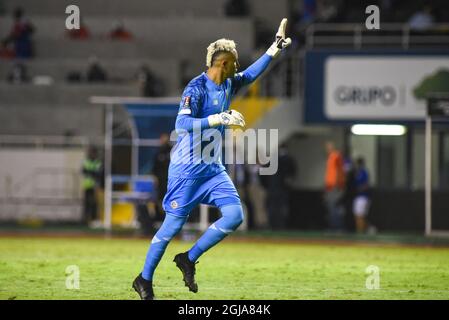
top-left (224, 53), bottom-right (240, 78)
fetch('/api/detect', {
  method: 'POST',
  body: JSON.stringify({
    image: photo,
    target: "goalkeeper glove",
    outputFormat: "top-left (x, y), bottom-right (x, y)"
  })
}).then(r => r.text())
top-left (207, 110), bottom-right (245, 127)
top-left (266, 18), bottom-right (292, 58)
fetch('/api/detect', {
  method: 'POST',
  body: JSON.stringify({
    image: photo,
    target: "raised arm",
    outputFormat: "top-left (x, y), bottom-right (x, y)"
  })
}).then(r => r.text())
top-left (234, 18), bottom-right (292, 89)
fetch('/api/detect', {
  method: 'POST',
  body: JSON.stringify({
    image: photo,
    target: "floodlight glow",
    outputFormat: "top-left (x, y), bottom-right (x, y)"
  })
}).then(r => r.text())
top-left (351, 124), bottom-right (407, 136)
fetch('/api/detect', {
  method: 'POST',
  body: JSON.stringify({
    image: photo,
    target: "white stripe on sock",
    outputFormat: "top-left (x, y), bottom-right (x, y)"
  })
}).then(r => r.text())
top-left (209, 223), bottom-right (232, 234)
top-left (151, 236), bottom-right (161, 244)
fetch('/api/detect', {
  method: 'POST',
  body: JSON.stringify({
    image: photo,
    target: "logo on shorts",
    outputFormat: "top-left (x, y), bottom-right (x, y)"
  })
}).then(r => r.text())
top-left (170, 200), bottom-right (178, 209)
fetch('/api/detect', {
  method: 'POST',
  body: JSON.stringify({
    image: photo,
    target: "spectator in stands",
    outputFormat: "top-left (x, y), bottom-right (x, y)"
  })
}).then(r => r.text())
top-left (6, 62), bottom-right (30, 83)
top-left (408, 4), bottom-right (435, 31)
top-left (86, 56), bottom-right (108, 82)
top-left (109, 20), bottom-right (133, 41)
top-left (323, 141), bottom-right (346, 232)
top-left (66, 19), bottom-right (90, 40)
top-left (81, 146), bottom-right (103, 226)
top-left (224, 0), bottom-right (250, 17)
top-left (3, 7), bottom-right (35, 58)
top-left (300, 0), bottom-right (317, 24)
top-left (151, 133), bottom-right (172, 221)
top-left (137, 64), bottom-right (165, 97)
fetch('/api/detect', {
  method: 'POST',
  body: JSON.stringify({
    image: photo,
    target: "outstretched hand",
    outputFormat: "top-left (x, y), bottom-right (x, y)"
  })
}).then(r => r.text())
top-left (266, 18), bottom-right (292, 58)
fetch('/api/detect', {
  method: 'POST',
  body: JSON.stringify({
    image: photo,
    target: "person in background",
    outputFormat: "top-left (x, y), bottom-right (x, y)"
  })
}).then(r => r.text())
top-left (133, 178), bottom-right (156, 237)
top-left (86, 56), bottom-right (108, 82)
top-left (323, 141), bottom-right (345, 232)
top-left (136, 64), bottom-right (165, 97)
top-left (228, 159), bottom-right (254, 230)
top-left (247, 159), bottom-right (269, 229)
top-left (300, 0), bottom-right (317, 24)
top-left (151, 133), bottom-right (172, 221)
top-left (109, 20), bottom-right (133, 41)
top-left (353, 157), bottom-right (371, 233)
top-left (3, 7), bottom-right (35, 58)
top-left (261, 143), bottom-right (296, 230)
top-left (409, 3), bottom-right (435, 31)
top-left (66, 19), bottom-right (90, 39)
top-left (81, 146), bottom-right (103, 226)
top-left (342, 155), bottom-right (356, 232)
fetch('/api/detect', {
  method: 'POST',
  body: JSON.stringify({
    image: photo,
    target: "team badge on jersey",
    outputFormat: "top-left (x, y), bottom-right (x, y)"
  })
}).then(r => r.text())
top-left (170, 200), bottom-right (178, 209)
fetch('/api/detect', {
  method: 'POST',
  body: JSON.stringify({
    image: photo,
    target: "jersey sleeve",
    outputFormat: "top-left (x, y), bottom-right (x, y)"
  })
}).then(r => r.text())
top-left (176, 84), bottom-right (210, 132)
top-left (231, 53), bottom-right (272, 95)
top-left (178, 85), bottom-right (203, 117)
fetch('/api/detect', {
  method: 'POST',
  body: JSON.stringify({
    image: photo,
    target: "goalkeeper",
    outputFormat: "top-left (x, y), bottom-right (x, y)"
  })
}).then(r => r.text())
top-left (133, 18), bottom-right (291, 300)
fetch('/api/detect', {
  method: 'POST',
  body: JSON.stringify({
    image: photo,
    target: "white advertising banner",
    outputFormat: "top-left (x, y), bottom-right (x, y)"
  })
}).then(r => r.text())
top-left (325, 57), bottom-right (449, 120)
top-left (0, 148), bottom-right (85, 221)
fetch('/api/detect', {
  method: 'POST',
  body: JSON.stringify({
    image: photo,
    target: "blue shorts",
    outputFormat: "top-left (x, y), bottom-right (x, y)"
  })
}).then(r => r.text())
top-left (163, 171), bottom-right (241, 217)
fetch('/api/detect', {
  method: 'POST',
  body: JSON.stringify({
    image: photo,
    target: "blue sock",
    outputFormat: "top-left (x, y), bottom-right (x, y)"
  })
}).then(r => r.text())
top-left (188, 204), bottom-right (243, 262)
top-left (141, 214), bottom-right (187, 281)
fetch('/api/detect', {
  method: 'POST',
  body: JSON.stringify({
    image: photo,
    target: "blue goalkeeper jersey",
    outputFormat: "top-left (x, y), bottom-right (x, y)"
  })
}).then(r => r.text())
top-left (168, 53), bottom-right (272, 179)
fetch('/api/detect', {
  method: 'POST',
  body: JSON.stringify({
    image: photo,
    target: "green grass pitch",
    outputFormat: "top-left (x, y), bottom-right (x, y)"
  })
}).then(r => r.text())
top-left (1, 236), bottom-right (448, 300)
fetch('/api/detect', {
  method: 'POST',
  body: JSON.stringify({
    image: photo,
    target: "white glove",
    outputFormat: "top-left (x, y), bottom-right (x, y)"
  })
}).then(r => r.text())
top-left (207, 110), bottom-right (245, 127)
top-left (266, 18), bottom-right (292, 58)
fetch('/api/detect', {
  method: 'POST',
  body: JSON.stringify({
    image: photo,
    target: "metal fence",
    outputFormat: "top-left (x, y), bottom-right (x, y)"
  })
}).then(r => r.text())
top-left (305, 23), bottom-right (449, 50)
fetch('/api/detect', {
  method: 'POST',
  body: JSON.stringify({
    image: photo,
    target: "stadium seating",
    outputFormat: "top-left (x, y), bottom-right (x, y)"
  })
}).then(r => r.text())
top-left (1, 0), bottom-right (288, 29)
top-left (0, 83), bottom-right (139, 105)
top-left (0, 104), bottom-right (104, 137)
top-left (0, 58), bottom-right (181, 95)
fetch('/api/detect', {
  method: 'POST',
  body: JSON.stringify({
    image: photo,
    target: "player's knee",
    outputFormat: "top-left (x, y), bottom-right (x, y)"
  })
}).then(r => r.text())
top-left (221, 204), bottom-right (244, 230)
top-left (162, 224), bottom-right (182, 241)
top-left (155, 215), bottom-right (185, 242)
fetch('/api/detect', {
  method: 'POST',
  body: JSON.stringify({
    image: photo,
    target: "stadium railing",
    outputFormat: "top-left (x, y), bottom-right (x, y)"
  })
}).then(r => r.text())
top-left (305, 23), bottom-right (449, 50)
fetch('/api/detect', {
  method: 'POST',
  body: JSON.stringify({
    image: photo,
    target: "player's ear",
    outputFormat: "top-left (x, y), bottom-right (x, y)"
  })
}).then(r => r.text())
top-left (235, 59), bottom-right (240, 70)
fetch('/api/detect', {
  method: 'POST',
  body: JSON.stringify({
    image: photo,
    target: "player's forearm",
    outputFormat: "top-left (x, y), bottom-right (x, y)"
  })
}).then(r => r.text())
top-left (241, 54), bottom-right (272, 84)
top-left (175, 114), bottom-right (211, 132)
